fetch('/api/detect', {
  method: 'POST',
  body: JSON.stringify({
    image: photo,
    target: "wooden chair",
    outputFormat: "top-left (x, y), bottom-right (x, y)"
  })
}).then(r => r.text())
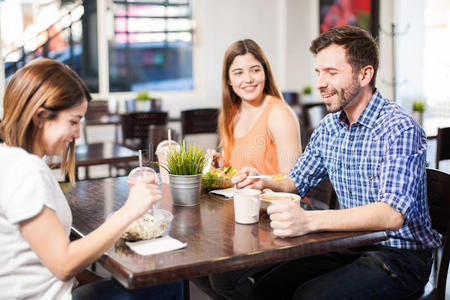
top-left (81, 100), bottom-right (116, 179)
top-left (181, 108), bottom-right (219, 149)
top-left (83, 100), bottom-right (111, 144)
top-left (404, 168), bottom-right (450, 300)
top-left (119, 112), bottom-right (168, 173)
top-left (436, 127), bottom-right (450, 169)
top-left (147, 124), bottom-right (180, 164)
top-left (305, 177), bottom-right (338, 210)
top-left (298, 103), bottom-right (328, 150)
top-left (282, 91), bottom-right (299, 107)
top-left (121, 111), bottom-right (168, 151)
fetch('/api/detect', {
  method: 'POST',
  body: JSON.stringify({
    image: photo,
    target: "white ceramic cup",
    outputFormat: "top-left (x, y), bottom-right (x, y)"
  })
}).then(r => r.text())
top-left (233, 189), bottom-right (261, 224)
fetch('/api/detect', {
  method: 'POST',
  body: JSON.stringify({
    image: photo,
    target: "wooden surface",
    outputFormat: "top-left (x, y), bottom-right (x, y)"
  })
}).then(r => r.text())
top-left (52, 142), bottom-right (138, 168)
top-left (62, 177), bottom-right (387, 289)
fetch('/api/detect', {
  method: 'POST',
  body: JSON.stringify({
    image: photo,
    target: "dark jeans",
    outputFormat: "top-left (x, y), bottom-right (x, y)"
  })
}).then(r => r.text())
top-left (72, 279), bottom-right (183, 300)
top-left (249, 245), bottom-right (433, 300)
top-left (207, 264), bottom-right (277, 300)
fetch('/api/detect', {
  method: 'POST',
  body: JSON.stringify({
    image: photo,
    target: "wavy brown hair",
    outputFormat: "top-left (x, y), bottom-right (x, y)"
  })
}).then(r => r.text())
top-left (218, 39), bottom-right (283, 162)
top-left (0, 58), bottom-right (91, 183)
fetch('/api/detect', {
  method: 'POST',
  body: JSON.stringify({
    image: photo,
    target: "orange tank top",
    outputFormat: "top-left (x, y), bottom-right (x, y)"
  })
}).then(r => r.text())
top-left (229, 97), bottom-right (281, 174)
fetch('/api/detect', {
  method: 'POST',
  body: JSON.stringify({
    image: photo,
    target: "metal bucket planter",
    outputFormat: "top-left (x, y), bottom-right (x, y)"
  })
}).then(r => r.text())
top-left (169, 174), bottom-right (202, 206)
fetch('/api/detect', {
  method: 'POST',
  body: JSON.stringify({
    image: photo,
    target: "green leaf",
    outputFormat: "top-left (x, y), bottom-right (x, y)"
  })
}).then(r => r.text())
top-left (165, 140), bottom-right (206, 175)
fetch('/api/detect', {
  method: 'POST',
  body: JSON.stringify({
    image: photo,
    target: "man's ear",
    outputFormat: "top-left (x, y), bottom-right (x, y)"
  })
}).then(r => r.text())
top-left (32, 107), bottom-right (48, 128)
top-left (359, 65), bottom-right (374, 87)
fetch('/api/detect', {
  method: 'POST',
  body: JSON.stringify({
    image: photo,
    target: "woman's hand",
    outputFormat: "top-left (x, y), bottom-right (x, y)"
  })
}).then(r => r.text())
top-left (231, 167), bottom-right (265, 190)
top-left (208, 149), bottom-right (224, 169)
top-left (123, 173), bottom-right (161, 220)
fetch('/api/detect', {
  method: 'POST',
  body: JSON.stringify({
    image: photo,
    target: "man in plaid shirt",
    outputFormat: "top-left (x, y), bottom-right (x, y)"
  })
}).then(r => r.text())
top-left (232, 26), bottom-right (441, 299)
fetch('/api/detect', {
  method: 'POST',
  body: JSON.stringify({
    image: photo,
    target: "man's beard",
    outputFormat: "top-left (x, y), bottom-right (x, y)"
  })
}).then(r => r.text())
top-left (323, 78), bottom-right (361, 113)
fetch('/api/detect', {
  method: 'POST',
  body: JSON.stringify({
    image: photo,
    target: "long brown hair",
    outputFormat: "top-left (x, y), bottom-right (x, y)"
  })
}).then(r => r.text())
top-left (218, 39), bottom-right (283, 162)
top-left (0, 58), bottom-right (91, 183)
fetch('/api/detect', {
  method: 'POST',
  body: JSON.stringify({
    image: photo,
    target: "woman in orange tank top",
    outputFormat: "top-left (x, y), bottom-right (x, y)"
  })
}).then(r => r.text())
top-left (206, 39), bottom-right (306, 300)
top-left (216, 39), bottom-right (302, 175)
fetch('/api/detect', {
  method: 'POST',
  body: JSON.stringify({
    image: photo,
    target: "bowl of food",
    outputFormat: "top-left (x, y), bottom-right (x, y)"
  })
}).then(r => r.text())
top-left (260, 192), bottom-right (301, 210)
top-left (202, 166), bottom-right (237, 190)
top-left (120, 209), bottom-right (173, 241)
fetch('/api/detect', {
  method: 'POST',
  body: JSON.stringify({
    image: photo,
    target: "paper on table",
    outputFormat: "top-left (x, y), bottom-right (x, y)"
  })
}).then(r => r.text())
top-left (209, 187), bottom-right (237, 198)
top-left (126, 235), bottom-right (187, 256)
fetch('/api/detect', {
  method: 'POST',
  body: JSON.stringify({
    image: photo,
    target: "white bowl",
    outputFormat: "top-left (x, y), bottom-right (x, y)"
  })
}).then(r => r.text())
top-left (260, 192), bottom-right (301, 210)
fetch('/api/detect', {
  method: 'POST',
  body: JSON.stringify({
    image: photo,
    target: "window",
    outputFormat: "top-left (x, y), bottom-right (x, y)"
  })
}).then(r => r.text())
top-left (107, 0), bottom-right (194, 92)
top-left (1, 1), bottom-right (99, 93)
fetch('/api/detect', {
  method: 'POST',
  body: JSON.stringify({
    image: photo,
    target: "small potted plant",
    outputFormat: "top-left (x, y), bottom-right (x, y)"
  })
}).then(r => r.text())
top-left (165, 141), bottom-right (206, 206)
top-left (412, 99), bottom-right (425, 126)
top-left (302, 85), bottom-right (313, 103)
top-left (135, 90), bottom-right (152, 112)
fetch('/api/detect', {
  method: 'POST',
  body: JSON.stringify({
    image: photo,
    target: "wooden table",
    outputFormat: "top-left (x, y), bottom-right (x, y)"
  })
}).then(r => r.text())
top-left (52, 142), bottom-right (138, 168)
top-left (62, 177), bottom-right (387, 289)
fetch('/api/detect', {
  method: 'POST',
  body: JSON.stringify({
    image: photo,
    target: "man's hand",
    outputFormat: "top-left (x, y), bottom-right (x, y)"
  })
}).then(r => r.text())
top-left (267, 200), bottom-right (312, 237)
top-left (232, 167), bottom-right (265, 190)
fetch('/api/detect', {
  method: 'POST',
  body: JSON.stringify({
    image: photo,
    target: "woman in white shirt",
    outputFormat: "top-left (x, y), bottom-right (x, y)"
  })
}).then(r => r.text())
top-left (0, 58), bottom-right (182, 299)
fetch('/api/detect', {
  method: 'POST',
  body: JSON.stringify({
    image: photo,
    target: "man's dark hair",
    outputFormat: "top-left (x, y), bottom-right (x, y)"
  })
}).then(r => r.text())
top-left (310, 25), bottom-right (379, 90)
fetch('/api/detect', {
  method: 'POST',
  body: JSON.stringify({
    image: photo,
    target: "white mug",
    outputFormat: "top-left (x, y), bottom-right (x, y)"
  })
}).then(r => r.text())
top-left (233, 189), bottom-right (261, 224)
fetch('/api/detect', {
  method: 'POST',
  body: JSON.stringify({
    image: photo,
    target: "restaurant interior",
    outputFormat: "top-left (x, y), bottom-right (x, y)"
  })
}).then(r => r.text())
top-left (0, 0), bottom-right (449, 299)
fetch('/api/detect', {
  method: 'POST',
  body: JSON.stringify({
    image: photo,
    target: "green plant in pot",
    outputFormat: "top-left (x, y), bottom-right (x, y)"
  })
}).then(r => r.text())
top-left (135, 91), bottom-right (151, 112)
top-left (412, 99), bottom-right (425, 126)
top-left (302, 85), bottom-right (313, 103)
top-left (165, 141), bottom-right (206, 206)
top-left (412, 100), bottom-right (425, 113)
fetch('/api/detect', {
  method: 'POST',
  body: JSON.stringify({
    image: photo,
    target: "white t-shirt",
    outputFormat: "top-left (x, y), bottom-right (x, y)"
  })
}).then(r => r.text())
top-left (0, 145), bottom-right (74, 299)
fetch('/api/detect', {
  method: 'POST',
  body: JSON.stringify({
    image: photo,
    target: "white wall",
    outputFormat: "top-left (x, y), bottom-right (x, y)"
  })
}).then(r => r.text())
top-left (188, 0), bottom-right (396, 109)
top-left (152, 0), bottom-right (287, 117)
top-left (395, 0), bottom-right (425, 108)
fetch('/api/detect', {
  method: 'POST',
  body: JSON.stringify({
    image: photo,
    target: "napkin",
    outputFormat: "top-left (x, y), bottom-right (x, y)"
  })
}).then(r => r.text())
top-left (209, 187), bottom-right (237, 198)
top-left (126, 235), bottom-right (187, 256)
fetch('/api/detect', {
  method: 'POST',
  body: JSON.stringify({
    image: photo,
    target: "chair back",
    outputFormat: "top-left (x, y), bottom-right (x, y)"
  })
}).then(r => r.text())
top-left (181, 108), bottom-right (219, 149)
top-left (436, 127), bottom-right (450, 169)
top-left (147, 125), bottom-right (180, 162)
top-left (299, 103), bottom-right (329, 150)
top-left (282, 91), bottom-right (299, 106)
top-left (126, 99), bottom-right (136, 113)
top-left (305, 178), bottom-right (337, 210)
top-left (85, 100), bottom-right (110, 121)
top-left (121, 112), bottom-right (168, 150)
top-left (181, 108), bottom-right (219, 136)
top-left (425, 168), bottom-right (450, 300)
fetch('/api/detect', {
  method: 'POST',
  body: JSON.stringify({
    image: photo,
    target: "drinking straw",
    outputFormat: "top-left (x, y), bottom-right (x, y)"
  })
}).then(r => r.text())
top-left (138, 150), bottom-right (143, 178)
top-left (168, 128), bottom-right (172, 146)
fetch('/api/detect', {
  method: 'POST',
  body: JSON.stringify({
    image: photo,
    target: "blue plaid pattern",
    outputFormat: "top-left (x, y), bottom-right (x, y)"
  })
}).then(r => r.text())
top-left (289, 90), bottom-right (441, 250)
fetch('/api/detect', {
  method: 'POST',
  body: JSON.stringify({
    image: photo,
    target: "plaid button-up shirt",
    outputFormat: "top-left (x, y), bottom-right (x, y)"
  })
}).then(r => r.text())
top-left (289, 90), bottom-right (441, 250)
